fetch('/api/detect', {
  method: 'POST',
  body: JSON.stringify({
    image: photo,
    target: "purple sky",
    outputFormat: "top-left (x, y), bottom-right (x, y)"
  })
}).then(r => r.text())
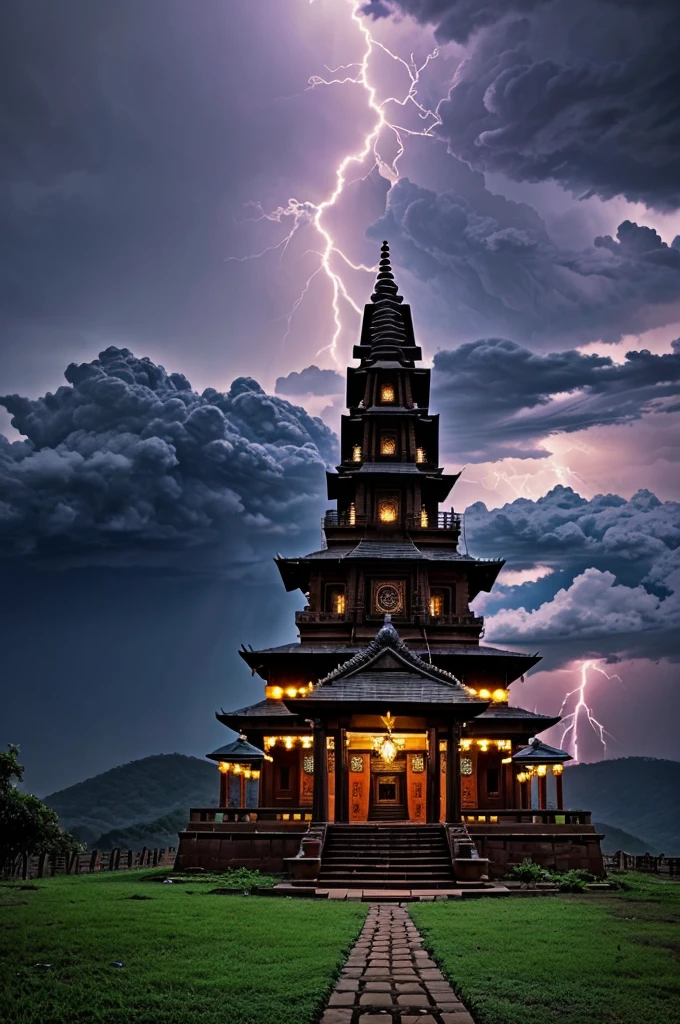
top-left (1, 0), bottom-right (679, 793)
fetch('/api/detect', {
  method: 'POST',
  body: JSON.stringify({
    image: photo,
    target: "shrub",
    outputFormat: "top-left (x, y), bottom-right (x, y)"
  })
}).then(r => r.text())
top-left (508, 859), bottom-right (549, 887)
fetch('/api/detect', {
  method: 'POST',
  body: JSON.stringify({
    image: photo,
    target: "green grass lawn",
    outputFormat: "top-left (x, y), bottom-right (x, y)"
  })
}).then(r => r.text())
top-left (0, 869), bottom-right (366, 1024)
top-left (411, 874), bottom-right (680, 1024)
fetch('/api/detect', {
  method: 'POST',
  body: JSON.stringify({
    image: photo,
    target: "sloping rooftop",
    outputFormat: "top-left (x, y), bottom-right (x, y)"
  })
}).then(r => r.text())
top-left (512, 737), bottom-right (572, 763)
top-left (206, 735), bottom-right (266, 763)
top-left (304, 670), bottom-right (472, 704)
top-left (477, 705), bottom-right (558, 721)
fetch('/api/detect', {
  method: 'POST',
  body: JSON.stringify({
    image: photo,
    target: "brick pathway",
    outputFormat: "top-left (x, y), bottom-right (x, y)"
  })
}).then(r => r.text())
top-left (321, 903), bottom-right (475, 1024)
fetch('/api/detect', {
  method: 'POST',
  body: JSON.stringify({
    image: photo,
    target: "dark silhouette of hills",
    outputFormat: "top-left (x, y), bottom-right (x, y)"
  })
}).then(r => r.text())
top-left (43, 752), bottom-right (679, 853)
top-left (563, 757), bottom-right (680, 854)
top-left (44, 753), bottom-right (216, 848)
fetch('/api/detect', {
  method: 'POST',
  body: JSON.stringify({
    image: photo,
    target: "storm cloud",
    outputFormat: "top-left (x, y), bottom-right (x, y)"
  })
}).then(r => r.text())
top-left (468, 486), bottom-right (680, 649)
top-left (369, 0), bottom-right (680, 209)
top-left (370, 180), bottom-right (680, 344)
top-left (466, 486), bottom-right (679, 575)
top-left (0, 347), bottom-right (335, 568)
top-left (275, 365), bottom-right (345, 397)
top-left (432, 337), bottom-right (680, 462)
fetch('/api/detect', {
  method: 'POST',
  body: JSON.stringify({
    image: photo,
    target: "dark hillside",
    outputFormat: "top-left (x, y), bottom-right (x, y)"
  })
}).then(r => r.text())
top-left (563, 757), bottom-right (680, 854)
top-left (44, 753), bottom-right (215, 845)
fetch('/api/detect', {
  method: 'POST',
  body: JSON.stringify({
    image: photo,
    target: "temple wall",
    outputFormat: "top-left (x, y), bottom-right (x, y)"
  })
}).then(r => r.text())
top-left (467, 825), bottom-right (605, 878)
top-left (176, 824), bottom-right (307, 873)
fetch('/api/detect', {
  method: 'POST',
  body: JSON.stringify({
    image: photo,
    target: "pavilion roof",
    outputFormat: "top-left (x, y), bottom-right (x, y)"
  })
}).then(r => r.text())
top-left (512, 737), bottom-right (572, 764)
top-left (206, 734), bottom-right (267, 764)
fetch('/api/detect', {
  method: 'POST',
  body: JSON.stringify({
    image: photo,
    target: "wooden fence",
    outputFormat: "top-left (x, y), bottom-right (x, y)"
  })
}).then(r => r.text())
top-left (604, 850), bottom-right (680, 877)
top-left (3, 847), bottom-right (176, 881)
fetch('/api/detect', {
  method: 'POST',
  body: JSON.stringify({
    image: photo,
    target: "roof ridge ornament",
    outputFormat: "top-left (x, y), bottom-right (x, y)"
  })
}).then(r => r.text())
top-left (317, 615), bottom-right (470, 688)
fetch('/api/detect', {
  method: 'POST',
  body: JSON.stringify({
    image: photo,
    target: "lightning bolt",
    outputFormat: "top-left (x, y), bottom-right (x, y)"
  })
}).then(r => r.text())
top-left (227, 0), bottom-right (442, 365)
top-left (559, 659), bottom-right (622, 763)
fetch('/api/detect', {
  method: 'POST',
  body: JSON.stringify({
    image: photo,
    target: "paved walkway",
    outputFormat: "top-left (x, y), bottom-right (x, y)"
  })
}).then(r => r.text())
top-left (321, 903), bottom-right (475, 1023)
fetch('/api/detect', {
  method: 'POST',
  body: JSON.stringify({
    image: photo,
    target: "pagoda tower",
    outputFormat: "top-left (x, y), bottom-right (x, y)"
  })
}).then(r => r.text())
top-left (179, 242), bottom-right (604, 879)
top-left (223, 242), bottom-right (560, 815)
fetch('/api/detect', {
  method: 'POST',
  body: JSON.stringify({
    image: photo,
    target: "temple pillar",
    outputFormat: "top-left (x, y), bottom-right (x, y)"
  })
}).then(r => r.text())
top-left (335, 727), bottom-right (348, 823)
top-left (555, 771), bottom-right (564, 810)
top-left (426, 727), bottom-right (439, 822)
top-left (445, 723), bottom-right (461, 822)
top-left (312, 721), bottom-right (328, 822)
top-left (219, 770), bottom-right (227, 807)
top-left (538, 773), bottom-right (547, 810)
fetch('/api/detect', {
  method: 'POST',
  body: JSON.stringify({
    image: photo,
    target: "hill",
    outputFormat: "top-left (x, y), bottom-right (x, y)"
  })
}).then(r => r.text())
top-left (563, 757), bottom-right (680, 854)
top-left (44, 753), bottom-right (216, 847)
top-left (593, 822), bottom-right (651, 855)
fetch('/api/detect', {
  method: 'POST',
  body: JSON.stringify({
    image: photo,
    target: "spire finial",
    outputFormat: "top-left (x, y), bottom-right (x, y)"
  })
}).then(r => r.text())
top-left (371, 240), bottom-right (403, 304)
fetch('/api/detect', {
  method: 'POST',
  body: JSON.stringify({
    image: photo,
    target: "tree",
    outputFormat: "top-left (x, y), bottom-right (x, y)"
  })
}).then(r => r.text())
top-left (0, 744), bottom-right (81, 874)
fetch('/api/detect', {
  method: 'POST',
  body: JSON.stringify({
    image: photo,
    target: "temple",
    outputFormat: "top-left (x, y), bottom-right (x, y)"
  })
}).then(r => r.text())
top-left (177, 243), bottom-right (604, 884)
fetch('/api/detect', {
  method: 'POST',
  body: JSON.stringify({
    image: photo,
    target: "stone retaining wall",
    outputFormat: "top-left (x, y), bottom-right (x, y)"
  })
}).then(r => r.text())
top-left (467, 826), bottom-right (605, 878)
top-left (176, 827), bottom-right (306, 872)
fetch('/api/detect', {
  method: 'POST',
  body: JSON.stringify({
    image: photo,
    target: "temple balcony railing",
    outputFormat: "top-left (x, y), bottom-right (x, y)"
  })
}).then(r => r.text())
top-left (323, 510), bottom-right (369, 529)
top-left (427, 613), bottom-right (483, 627)
top-left (187, 807), bottom-right (313, 824)
top-left (406, 511), bottom-right (461, 531)
top-left (295, 610), bottom-right (346, 624)
top-left (462, 809), bottom-right (593, 826)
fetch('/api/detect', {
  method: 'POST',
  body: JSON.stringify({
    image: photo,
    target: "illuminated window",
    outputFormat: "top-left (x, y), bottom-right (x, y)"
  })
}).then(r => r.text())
top-left (429, 593), bottom-right (443, 617)
top-left (416, 447), bottom-right (426, 464)
top-left (347, 502), bottom-right (356, 525)
top-left (378, 497), bottom-right (399, 524)
top-left (380, 435), bottom-right (397, 456)
top-left (327, 586), bottom-right (346, 615)
top-left (380, 383), bottom-right (395, 403)
top-left (420, 506), bottom-right (429, 528)
top-left (352, 444), bottom-right (362, 463)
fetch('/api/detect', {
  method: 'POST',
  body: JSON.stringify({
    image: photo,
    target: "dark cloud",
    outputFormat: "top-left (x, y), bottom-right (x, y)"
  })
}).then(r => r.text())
top-left (432, 337), bottom-right (680, 462)
top-left (466, 485), bottom-right (680, 651)
top-left (370, 1), bottom-right (680, 209)
top-left (466, 486), bottom-right (679, 575)
top-left (0, 347), bottom-right (335, 569)
top-left (361, 1), bottom-right (546, 43)
top-left (275, 365), bottom-right (344, 397)
top-left (370, 179), bottom-right (680, 343)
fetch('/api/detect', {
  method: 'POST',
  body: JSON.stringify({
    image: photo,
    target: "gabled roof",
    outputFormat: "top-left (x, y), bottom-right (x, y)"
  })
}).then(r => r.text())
top-left (512, 737), bottom-right (572, 764)
top-left (286, 618), bottom-right (489, 711)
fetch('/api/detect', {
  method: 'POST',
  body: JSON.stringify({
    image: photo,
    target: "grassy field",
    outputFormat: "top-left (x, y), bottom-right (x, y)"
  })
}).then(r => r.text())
top-left (411, 874), bottom-right (680, 1024)
top-left (0, 869), bottom-right (366, 1024)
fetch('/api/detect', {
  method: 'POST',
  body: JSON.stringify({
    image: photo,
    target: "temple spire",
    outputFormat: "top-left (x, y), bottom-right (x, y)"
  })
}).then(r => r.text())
top-left (371, 241), bottom-right (403, 304)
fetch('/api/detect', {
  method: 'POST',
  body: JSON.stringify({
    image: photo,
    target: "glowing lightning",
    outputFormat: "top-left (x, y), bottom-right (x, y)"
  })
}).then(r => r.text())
top-left (228, 0), bottom-right (442, 365)
top-left (559, 660), bottom-right (622, 763)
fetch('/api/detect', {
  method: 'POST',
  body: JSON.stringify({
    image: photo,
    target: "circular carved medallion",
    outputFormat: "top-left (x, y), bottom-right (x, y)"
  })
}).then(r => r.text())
top-left (375, 582), bottom-right (402, 614)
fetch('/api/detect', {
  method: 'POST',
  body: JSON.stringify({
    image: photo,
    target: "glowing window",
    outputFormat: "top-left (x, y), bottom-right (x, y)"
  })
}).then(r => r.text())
top-left (347, 503), bottom-right (356, 525)
top-left (330, 589), bottom-right (346, 615)
top-left (381, 384), bottom-right (395, 403)
top-left (378, 497), bottom-right (399, 524)
top-left (352, 444), bottom-right (362, 462)
top-left (416, 447), bottom-right (426, 464)
top-left (429, 593), bottom-right (443, 617)
top-left (420, 507), bottom-right (429, 528)
top-left (380, 435), bottom-right (397, 456)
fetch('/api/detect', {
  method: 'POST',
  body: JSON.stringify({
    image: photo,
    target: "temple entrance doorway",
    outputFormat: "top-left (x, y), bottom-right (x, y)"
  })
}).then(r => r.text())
top-left (369, 753), bottom-right (407, 820)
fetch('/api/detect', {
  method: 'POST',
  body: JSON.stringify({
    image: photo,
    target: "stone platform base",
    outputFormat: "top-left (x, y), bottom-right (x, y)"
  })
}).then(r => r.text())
top-left (466, 824), bottom-right (605, 878)
top-left (176, 823), bottom-right (307, 873)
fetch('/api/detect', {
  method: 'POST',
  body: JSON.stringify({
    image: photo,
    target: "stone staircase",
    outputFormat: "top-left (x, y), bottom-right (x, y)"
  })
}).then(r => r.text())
top-left (317, 824), bottom-right (456, 889)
